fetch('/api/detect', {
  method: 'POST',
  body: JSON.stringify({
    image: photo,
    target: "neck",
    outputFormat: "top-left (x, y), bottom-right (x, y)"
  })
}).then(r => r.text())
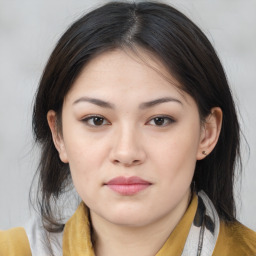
top-left (90, 192), bottom-right (191, 256)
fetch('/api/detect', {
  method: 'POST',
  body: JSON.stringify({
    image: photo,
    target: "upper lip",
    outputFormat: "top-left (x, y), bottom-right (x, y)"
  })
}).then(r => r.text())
top-left (106, 176), bottom-right (151, 185)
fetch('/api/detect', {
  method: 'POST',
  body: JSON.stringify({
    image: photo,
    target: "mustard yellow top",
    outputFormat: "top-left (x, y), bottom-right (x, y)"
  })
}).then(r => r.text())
top-left (0, 227), bottom-right (31, 256)
top-left (1, 194), bottom-right (256, 255)
top-left (213, 221), bottom-right (256, 255)
top-left (62, 193), bottom-right (198, 256)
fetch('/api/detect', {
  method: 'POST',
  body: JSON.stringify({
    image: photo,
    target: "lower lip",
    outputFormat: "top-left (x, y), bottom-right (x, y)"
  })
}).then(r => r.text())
top-left (107, 184), bottom-right (151, 195)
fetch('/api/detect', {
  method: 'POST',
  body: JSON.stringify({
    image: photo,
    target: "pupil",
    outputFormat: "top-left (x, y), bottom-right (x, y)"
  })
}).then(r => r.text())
top-left (94, 117), bottom-right (103, 125)
top-left (155, 117), bottom-right (164, 125)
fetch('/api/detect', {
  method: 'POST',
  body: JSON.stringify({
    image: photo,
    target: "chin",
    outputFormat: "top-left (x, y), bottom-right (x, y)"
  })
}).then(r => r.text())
top-left (109, 216), bottom-right (151, 227)
top-left (101, 208), bottom-right (153, 227)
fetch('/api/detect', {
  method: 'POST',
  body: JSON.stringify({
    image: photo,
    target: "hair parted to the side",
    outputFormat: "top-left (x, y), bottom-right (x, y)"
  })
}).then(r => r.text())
top-left (32, 1), bottom-right (241, 232)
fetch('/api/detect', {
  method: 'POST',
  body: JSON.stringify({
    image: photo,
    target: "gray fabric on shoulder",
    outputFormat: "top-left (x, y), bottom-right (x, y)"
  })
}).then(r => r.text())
top-left (23, 216), bottom-right (63, 256)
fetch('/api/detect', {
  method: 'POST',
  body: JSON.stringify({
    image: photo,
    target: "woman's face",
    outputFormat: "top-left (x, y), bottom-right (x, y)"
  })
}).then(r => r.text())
top-left (50, 49), bottom-right (208, 227)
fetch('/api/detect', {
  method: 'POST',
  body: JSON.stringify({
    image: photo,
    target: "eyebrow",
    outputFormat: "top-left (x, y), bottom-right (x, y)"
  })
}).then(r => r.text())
top-left (72, 96), bottom-right (182, 109)
top-left (139, 97), bottom-right (182, 109)
top-left (73, 97), bottom-right (115, 109)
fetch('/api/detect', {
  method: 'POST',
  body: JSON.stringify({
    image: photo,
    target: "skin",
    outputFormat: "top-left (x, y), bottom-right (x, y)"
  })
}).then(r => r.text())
top-left (48, 48), bottom-right (222, 256)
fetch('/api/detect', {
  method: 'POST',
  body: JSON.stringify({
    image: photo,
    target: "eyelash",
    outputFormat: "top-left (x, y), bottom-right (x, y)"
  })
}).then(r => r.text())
top-left (147, 115), bottom-right (175, 126)
top-left (81, 115), bottom-right (175, 127)
top-left (81, 115), bottom-right (111, 127)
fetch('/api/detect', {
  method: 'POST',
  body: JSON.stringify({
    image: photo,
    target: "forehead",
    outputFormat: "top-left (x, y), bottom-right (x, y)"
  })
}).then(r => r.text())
top-left (66, 48), bottom-right (187, 102)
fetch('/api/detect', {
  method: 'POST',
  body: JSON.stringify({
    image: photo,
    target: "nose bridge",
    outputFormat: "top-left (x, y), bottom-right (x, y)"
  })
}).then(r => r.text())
top-left (110, 122), bottom-right (145, 166)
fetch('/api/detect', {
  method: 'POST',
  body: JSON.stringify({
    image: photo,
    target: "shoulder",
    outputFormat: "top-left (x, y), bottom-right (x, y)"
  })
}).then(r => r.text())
top-left (213, 220), bottom-right (256, 256)
top-left (0, 217), bottom-right (63, 256)
top-left (0, 227), bottom-right (32, 256)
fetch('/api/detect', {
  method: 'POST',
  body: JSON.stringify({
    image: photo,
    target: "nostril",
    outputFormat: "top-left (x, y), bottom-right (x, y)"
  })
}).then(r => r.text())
top-left (113, 159), bottom-right (120, 164)
top-left (112, 159), bottom-right (141, 166)
top-left (124, 159), bottom-right (141, 167)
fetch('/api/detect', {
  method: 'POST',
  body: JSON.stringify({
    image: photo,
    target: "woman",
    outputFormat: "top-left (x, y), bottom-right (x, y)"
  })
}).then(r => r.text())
top-left (1, 1), bottom-right (256, 255)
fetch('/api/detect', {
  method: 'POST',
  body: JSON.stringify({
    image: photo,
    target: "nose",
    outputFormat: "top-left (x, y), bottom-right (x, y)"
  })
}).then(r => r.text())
top-left (109, 126), bottom-right (146, 167)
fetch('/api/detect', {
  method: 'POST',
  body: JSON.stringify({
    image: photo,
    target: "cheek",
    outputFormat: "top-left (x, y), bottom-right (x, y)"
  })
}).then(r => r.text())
top-left (66, 140), bottom-right (105, 176)
top-left (63, 122), bottom-right (109, 164)
top-left (66, 141), bottom-right (102, 204)
top-left (150, 125), bottom-right (200, 181)
top-left (62, 129), bottom-right (112, 196)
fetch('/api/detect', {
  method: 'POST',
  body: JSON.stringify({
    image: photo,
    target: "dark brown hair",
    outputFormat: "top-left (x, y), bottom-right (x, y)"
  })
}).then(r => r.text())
top-left (32, 1), bottom-right (241, 232)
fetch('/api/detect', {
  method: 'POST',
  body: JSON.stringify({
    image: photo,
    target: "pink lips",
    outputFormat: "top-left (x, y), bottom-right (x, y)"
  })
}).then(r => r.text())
top-left (105, 176), bottom-right (152, 196)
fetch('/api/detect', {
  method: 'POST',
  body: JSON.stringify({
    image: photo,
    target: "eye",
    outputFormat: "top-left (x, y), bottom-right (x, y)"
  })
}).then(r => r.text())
top-left (147, 116), bottom-right (175, 127)
top-left (82, 115), bottom-right (110, 127)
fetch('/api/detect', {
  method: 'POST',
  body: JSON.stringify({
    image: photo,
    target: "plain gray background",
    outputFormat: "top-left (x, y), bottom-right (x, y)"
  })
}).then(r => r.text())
top-left (0, 0), bottom-right (255, 231)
